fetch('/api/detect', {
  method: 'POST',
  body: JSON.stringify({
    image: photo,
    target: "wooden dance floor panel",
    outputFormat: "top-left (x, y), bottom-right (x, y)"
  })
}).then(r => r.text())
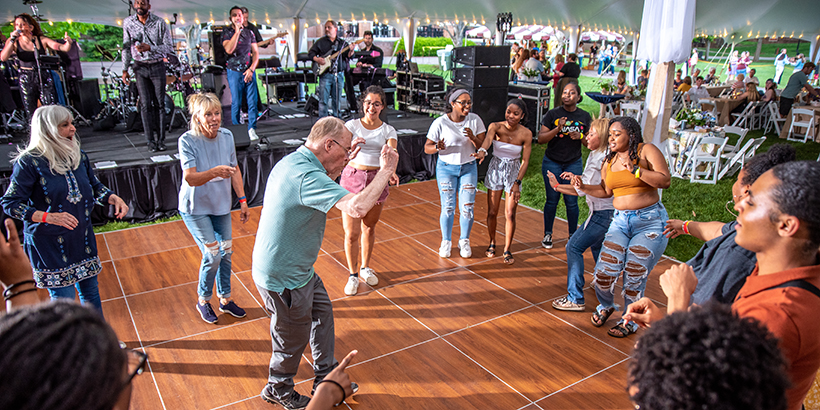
top-left (92, 180), bottom-right (673, 409)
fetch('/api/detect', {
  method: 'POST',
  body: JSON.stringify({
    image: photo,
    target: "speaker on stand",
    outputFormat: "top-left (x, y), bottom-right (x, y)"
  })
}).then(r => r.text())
top-left (451, 46), bottom-right (511, 180)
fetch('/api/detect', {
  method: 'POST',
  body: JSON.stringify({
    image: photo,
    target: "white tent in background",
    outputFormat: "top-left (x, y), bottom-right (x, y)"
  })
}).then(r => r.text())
top-left (466, 26), bottom-right (492, 39)
top-left (531, 26), bottom-right (555, 42)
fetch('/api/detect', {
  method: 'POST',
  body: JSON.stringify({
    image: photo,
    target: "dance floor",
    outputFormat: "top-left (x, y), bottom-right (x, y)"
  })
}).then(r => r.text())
top-left (44, 180), bottom-right (677, 409)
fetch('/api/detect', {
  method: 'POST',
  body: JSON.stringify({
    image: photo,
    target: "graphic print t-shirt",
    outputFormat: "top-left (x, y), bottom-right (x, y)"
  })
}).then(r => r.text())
top-left (540, 106), bottom-right (592, 164)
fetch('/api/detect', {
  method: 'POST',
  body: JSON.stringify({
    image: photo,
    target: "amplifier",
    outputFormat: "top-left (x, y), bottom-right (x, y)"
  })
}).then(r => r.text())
top-left (508, 83), bottom-right (551, 99)
top-left (412, 77), bottom-right (444, 93)
top-left (452, 46), bottom-right (511, 67)
top-left (453, 67), bottom-right (509, 88)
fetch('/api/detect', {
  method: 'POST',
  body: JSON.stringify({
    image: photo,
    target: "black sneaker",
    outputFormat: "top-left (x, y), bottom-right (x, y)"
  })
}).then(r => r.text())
top-left (541, 233), bottom-right (553, 249)
top-left (196, 302), bottom-right (218, 324)
top-left (219, 300), bottom-right (246, 318)
top-left (157, 143), bottom-right (167, 151)
top-left (261, 388), bottom-right (310, 410)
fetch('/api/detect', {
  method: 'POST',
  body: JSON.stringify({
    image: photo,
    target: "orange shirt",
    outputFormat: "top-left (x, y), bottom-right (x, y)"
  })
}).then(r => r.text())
top-left (733, 264), bottom-right (820, 410)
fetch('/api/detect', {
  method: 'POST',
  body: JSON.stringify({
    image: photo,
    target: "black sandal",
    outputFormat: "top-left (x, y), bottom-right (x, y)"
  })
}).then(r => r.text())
top-left (503, 251), bottom-right (514, 264)
top-left (607, 323), bottom-right (636, 338)
top-left (485, 244), bottom-right (496, 257)
top-left (591, 307), bottom-right (615, 327)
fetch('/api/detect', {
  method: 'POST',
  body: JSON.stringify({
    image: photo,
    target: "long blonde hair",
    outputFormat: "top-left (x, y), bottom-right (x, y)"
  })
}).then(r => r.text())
top-left (590, 118), bottom-right (610, 153)
top-left (187, 93), bottom-right (222, 136)
top-left (14, 105), bottom-right (81, 175)
top-left (512, 49), bottom-right (530, 73)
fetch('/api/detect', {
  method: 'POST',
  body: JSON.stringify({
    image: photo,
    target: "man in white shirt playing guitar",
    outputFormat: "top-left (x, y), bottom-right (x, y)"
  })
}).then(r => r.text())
top-left (309, 20), bottom-right (356, 118)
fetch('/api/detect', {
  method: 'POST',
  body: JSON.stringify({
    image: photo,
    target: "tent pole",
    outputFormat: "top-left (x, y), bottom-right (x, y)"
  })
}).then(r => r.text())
top-left (643, 61), bottom-right (674, 144)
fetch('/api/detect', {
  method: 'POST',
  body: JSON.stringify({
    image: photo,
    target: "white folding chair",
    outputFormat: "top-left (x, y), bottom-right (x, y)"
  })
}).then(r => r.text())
top-left (621, 102), bottom-right (643, 123)
top-left (787, 108), bottom-right (817, 143)
top-left (666, 138), bottom-right (683, 178)
top-left (730, 102), bottom-right (755, 127)
top-left (689, 136), bottom-right (728, 184)
top-left (765, 101), bottom-right (786, 135)
top-left (718, 88), bottom-right (733, 98)
top-left (721, 125), bottom-right (749, 155)
top-left (749, 101), bottom-right (768, 129)
top-left (718, 137), bottom-right (766, 180)
top-left (604, 103), bottom-right (617, 118)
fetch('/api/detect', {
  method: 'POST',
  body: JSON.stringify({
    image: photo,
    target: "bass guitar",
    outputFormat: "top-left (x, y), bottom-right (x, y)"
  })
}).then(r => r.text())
top-left (313, 39), bottom-right (365, 75)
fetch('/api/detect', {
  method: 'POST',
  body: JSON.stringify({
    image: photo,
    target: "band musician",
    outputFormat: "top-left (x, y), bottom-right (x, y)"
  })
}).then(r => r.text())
top-left (223, 6), bottom-right (260, 141)
top-left (122, 0), bottom-right (173, 152)
top-left (345, 30), bottom-right (383, 114)
top-left (309, 20), bottom-right (353, 118)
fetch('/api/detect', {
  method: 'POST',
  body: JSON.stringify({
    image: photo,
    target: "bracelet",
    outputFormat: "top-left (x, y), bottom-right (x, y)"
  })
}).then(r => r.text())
top-left (552, 184), bottom-right (560, 190)
top-left (4, 287), bottom-right (37, 302)
top-left (42, 212), bottom-right (48, 223)
top-left (3, 280), bottom-right (36, 300)
top-left (238, 196), bottom-right (247, 203)
top-left (477, 147), bottom-right (488, 155)
top-left (682, 220), bottom-right (691, 235)
top-left (317, 379), bottom-right (346, 406)
top-left (634, 166), bottom-right (641, 179)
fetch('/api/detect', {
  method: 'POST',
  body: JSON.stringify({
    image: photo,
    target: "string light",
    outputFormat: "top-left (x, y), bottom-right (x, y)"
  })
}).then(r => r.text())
top-left (117, 20), bottom-right (122, 25)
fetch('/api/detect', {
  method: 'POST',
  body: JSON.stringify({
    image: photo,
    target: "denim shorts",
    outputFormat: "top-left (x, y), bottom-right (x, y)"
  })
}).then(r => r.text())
top-left (340, 165), bottom-right (389, 204)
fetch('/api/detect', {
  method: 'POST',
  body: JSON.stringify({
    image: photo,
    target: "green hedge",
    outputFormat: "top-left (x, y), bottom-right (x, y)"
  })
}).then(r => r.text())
top-left (395, 37), bottom-right (476, 57)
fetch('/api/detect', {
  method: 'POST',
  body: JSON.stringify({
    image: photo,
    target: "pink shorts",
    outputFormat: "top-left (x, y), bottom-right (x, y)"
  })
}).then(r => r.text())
top-left (339, 165), bottom-right (390, 204)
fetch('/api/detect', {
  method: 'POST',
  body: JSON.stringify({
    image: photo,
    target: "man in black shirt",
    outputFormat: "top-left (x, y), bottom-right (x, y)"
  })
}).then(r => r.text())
top-left (345, 30), bottom-right (383, 113)
top-left (555, 53), bottom-right (581, 107)
top-left (309, 20), bottom-right (352, 118)
top-left (223, 6), bottom-right (260, 140)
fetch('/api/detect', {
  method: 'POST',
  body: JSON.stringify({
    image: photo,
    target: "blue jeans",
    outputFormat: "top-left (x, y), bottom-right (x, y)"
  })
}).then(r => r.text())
top-left (565, 209), bottom-right (614, 304)
top-left (181, 212), bottom-right (233, 301)
top-left (541, 156), bottom-right (583, 236)
top-left (227, 69), bottom-right (259, 130)
top-left (436, 159), bottom-right (478, 241)
top-left (318, 72), bottom-right (345, 118)
top-left (593, 202), bottom-right (669, 327)
top-left (48, 276), bottom-right (103, 317)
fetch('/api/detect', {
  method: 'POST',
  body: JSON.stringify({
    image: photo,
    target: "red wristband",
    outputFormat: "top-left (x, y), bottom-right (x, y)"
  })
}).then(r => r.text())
top-left (239, 198), bottom-right (247, 203)
top-left (42, 212), bottom-right (48, 223)
top-left (552, 184), bottom-right (560, 190)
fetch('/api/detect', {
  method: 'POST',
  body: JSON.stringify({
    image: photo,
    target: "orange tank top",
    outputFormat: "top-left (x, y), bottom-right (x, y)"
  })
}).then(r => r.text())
top-left (604, 144), bottom-right (656, 197)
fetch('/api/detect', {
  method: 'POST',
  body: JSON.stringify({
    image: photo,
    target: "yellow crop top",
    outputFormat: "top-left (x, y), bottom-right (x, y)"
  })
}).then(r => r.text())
top-left (604, 144), bottom-right (656, 197)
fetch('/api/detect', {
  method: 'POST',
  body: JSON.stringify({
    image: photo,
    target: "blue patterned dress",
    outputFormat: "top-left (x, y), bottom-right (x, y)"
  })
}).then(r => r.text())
top-left (1, 151), bottom-right (112, 288)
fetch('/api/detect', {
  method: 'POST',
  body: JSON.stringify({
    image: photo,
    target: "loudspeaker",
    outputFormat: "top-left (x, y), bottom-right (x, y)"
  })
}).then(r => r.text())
top-left (470, 87), bottom-right (508, 128)
top-left (72, 79), bottom-right (102, 119)
top-left (224, 124), bottom-right (252, 150)
top-left (208, 30), bottom-right (228, 68)
top-left (453, 67), bottom-right (509, 88)
top-left (452, 46), bottom-right (511, 67)
top-left (304, 95), bottom-right (319, 116)
top-left (201, 72), bottom-right (231, 107)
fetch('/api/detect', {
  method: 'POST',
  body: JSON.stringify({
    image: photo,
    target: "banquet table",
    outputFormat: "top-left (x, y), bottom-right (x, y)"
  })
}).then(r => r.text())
top-left (779, 105), bottom-right (820, 141)
top-left (585, 92), bottom-right (626, 118)
top-left (699, 97), bottom-right (744, 126)
top-left (705, 85), bottom-right (730, 97)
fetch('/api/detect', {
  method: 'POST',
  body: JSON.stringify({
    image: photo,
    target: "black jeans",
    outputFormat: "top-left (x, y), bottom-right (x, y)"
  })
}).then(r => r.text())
top-left (18, 68), bottom-right (56, 119)
top-left (134, 61), bottom-right (166, 146)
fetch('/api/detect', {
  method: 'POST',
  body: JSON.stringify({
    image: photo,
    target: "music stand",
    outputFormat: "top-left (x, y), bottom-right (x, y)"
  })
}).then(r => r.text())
top-left (258, 57), bottom-right (283, 120)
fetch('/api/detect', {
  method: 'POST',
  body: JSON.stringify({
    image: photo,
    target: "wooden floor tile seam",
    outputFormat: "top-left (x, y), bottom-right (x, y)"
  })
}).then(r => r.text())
top-left (102, 235), bottom-right (169, 410)
top-left (138, 316), bottom-right (270, 349)
top-left (440, 337), bottom-right (537, 407)
top-left (121, 278), bottom-right (200, 298)
top-left (528, 356), bottom-right (631, 407)
top-left (108, 242), bottom-right (200, 262)
top-left (530, 303), bottom-right (632, 357)
top-left (435, 302), bottom-right (536, 340)
top-left (232, 269), bottom-right (270, 317)
top-left (325, 198), bottom-right (437, 222)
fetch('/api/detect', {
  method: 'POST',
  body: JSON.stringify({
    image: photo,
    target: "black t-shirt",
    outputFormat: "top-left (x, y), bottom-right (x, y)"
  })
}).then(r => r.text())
top-left (356, 45), bottom-right (384, 68)
top-left (540, 106), bottom-right (591, 164)
top-left (560, 62), bottom-right (581, 79)
top-left (689, 221), bottom-right (757, 305)
top-left (308, 36), bottom-right (351, 74)
top-left (222, 26), bottom-right (257, 72)
top-left (245, 22), bottom-right (263, 43)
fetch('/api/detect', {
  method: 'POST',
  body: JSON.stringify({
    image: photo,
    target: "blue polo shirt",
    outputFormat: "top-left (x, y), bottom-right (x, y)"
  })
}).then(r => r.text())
top-left (252, 145), bottom-right (350, 292)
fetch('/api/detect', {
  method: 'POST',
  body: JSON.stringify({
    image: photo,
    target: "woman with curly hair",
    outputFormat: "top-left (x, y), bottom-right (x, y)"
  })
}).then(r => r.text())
top-left (574, 116), bottom-right (670, 338)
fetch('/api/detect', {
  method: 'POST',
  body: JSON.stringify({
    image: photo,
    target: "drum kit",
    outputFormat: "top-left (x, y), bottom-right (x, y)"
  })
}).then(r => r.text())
top-left (94, 43), bottom-right (200, 131)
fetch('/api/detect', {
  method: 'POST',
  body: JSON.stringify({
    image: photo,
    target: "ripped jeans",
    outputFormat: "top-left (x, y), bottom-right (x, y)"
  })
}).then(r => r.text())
top-left (436, 159), bottom-right (478, 241)
top-left (592, 202), bottom-right (668, 327)
top-left (181, 212), bottom-right (234, 301)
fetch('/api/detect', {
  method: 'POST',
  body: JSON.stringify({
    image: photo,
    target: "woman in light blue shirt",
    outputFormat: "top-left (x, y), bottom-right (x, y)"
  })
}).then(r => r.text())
top-left (178, 93), bottom-right (250, 324)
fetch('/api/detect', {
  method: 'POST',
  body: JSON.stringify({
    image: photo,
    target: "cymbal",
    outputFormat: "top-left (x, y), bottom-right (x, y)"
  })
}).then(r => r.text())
top-left (95, 44), bottom-right (116, 61)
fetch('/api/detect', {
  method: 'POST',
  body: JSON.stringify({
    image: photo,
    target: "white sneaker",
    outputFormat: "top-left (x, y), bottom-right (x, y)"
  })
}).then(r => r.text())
top-left (248, 128), bottom-right (259, 141)
top-left (439, 240), bottom-right (452, 258)
top-left (458, 239), bottom-right (472, 258)
top-left (344, 275), bottom-right (359, 296)
top-left (359, 267), bottom-right (379, 286)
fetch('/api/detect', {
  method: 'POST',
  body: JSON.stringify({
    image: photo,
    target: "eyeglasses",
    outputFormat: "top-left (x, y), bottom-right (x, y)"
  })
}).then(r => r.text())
top-left (120, 342), bottom-right (148, 387)
top-left (330, 139), bottom-right (354, 159)
top-left (363, 100), bottom-right (383, 108)
top-left (453, 100), bottom-right (472, 106)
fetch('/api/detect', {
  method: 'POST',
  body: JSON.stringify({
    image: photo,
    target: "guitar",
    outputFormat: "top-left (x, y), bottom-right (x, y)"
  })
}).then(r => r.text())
top-left (258, 32), bottom-right (288, 49)
top-left (313, 39), bottom-right (365, 75)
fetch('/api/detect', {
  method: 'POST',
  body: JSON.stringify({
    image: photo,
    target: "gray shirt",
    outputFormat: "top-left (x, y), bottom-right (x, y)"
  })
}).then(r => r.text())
top-left (782, 71), bottom-right (809, 99)
top-left (689, 221), bottom-right (757, 305)
top-left (122, 13), bottom-right (173, 72)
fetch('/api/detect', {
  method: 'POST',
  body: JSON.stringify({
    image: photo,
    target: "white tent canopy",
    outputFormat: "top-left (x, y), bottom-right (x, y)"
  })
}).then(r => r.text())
top-left (5, 0), bottom-right (818, 39)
